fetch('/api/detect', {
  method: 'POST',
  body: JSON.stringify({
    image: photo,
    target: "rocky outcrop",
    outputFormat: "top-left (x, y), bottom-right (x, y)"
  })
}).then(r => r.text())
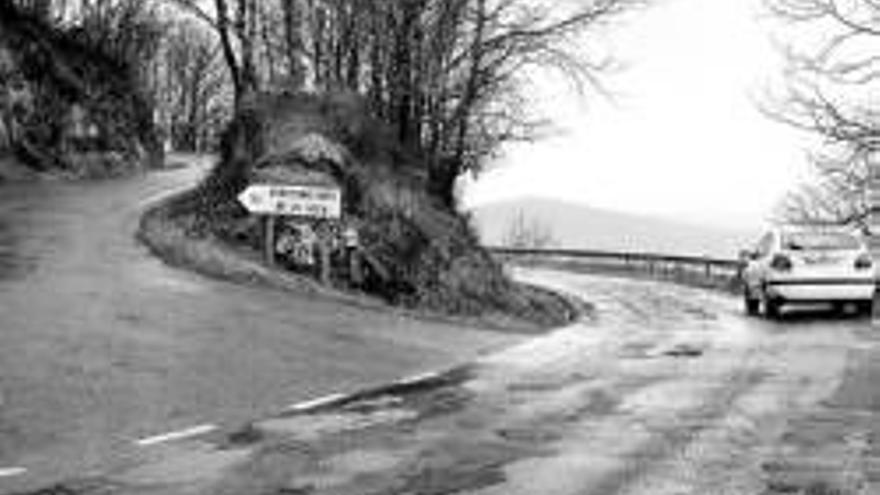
top-left (0, 1), bottom-right (162, 177)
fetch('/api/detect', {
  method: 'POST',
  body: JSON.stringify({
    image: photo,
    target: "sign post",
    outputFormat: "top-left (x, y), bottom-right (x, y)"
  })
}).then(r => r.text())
top-left (344, 226), bottom-right (362, 287)
top-left (238, 183), bottom-right (343, 284)
top-left (264, 216), bottom-right (277, 267)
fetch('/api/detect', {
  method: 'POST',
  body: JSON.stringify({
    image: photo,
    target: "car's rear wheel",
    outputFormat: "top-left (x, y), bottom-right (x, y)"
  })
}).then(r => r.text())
top-left (762, 294), bottom-right (782, 319)
top-left (759, 282), bottom-right (781, 319)
top-left (743, 289), bottom-right (760, 316)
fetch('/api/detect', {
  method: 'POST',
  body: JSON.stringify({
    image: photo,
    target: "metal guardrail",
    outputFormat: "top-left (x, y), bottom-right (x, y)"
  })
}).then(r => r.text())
top-left (489, 247), bottom-right (744, 293)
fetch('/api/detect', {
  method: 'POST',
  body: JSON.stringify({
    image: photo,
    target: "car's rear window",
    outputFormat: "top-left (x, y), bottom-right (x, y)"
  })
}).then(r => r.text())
top-left (782, 232), bottom-right (861, 251)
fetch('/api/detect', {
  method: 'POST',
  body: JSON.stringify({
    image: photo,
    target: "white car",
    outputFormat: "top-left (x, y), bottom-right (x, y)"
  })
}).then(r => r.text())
top-left (741, 226), bottom-right (875, 318)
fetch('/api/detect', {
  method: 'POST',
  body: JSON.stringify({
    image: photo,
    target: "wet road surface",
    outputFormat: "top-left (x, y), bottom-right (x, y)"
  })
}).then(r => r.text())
top-left (0, 163), bottom-right (520, 493)
top-left (102, 268), bottom-right (879, 495)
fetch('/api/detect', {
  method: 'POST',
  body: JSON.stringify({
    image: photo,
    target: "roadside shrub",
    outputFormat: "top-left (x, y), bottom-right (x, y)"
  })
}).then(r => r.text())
top-left (163, 90), bottom-right (572, 326)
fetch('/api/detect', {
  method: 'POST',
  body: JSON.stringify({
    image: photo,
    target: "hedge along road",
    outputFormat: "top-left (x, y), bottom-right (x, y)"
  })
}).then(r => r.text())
top-left (0, 158), bottom-right (522, 494)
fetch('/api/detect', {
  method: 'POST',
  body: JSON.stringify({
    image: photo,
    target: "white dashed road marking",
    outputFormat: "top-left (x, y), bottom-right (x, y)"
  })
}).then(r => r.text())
top-left (397, 370), bottom-right (444, 385)
top-left (286, 393), bottom-right (346, 412)
top-left (0, 467), bottom-right (27, 478)
top-left (135, 424), bottom-right (217, 447)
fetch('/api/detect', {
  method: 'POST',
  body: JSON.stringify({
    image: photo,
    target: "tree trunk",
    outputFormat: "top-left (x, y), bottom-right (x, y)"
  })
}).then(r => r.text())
top-left (454, 0), bottom-right (486, 166)
top-left (391, 2), bottom-right (414, 146)
top-left (431, 0), bottom-right (487, 204)
top-left (345, 5), bottom-right (360, 91)
top-left (237, 0), bottom-right (259, 96)
top-left (428, 158), bottom-right (458, 209)
top-left (281, 0), bottom-right (305, 86)
top-left (214, 0), bottom-right (243, 104)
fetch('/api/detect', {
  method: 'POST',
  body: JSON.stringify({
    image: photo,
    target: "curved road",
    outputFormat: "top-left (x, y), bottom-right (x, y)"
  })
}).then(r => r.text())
top-left (465, 269), bottom-right (875, 495)
top-left (1, 162), bottom-right (875, 494)
top-left (0, 162), bottom-right (520, 493)
top-left (115, 268), bottom-right (878, 495)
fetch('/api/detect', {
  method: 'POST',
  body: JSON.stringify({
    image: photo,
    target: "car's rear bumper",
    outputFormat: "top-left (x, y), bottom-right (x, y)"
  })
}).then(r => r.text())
top-left (765, 278), bottom-right (876, 302)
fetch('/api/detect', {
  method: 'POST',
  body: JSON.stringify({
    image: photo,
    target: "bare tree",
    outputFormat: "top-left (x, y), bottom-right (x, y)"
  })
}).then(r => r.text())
top-left (151, 21), bottom-right (230, 152)
top-left (168, 0), bottom-right (272, 106)
top-left (764, 0), bottom-right (880, 229)
top-left (162, 0), bottom-right (641, 207)
top-left (307, 0), bottom-right (643, 207)
top-left (772, 144), bottom-right (870, 228)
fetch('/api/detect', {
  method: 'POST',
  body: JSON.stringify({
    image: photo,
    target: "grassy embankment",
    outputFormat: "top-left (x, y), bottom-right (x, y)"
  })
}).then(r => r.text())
top-left (139, 92), bottom-right (583, 332)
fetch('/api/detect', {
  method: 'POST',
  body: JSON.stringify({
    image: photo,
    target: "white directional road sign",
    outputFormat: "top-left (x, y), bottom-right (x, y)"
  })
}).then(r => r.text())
top-left (238, 184), bottom-right (342, 219)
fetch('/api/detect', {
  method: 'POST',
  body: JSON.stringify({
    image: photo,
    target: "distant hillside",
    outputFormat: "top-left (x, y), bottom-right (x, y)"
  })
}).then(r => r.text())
top-left (469, 197), bottom-right (758, 259)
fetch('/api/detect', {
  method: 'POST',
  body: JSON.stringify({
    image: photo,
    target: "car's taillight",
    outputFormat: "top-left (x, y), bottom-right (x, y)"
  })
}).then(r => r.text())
top-left (855, 254), bottom-right (873, 270)
top-left (770, 254), bottom-right (793, 271)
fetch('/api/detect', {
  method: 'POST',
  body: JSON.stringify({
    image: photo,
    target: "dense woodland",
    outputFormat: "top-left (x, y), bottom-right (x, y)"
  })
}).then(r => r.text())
top-left (6, 0), bottom-right (879, 229)
top-left (6, 0), bottom-right (638, 206)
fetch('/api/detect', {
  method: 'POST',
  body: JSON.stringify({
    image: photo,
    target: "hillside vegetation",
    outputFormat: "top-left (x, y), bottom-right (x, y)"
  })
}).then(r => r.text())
top-left (0, 0), bottom-right (161, 177)
top-left (155, 91), bottom-right (573, 326)
top-left (0, 0), bottom-right (625, 326)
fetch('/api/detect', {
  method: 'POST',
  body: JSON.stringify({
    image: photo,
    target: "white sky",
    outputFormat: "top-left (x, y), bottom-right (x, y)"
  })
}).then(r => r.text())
top-left (461, 0), bottom-right (816, 230)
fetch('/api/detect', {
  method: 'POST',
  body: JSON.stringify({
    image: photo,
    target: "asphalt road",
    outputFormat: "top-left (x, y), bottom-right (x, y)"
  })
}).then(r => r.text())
top-left (2, 161), bottom-right (876, 494)
top-left (114, 268), bottom-right (877, 495)
top-left (0, 161), bottom-right (521, 493)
